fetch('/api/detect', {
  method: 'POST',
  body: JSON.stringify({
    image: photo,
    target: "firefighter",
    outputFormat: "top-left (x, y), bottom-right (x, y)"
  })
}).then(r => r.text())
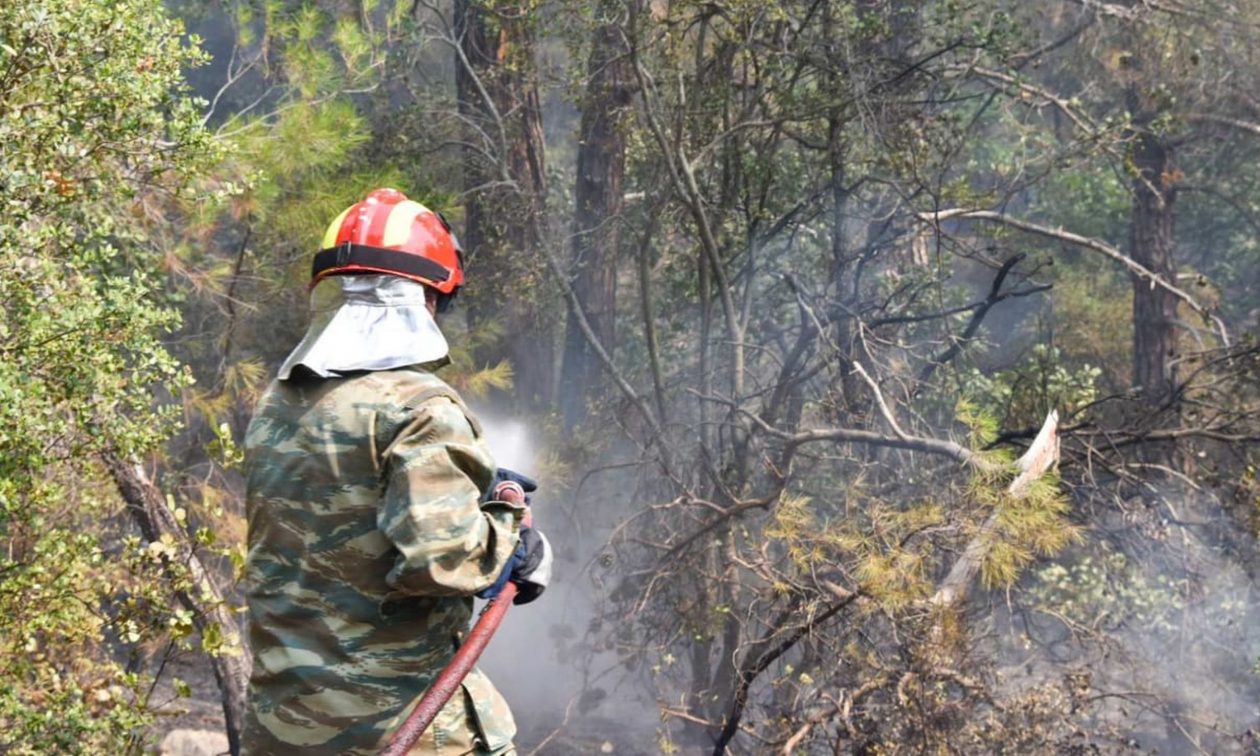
top-left (242, 188), bottom-right (550, 755)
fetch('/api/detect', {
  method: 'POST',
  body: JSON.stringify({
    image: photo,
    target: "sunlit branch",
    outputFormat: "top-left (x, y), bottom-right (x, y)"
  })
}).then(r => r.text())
top-left (916, 208), bottom-right (1229, 345)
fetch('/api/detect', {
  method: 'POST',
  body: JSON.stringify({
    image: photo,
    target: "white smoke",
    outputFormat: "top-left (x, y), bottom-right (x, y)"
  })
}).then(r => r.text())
top-left (473, 411), bottom-right (659, 751)
top-left (480, 416), bottom-right (535, 473)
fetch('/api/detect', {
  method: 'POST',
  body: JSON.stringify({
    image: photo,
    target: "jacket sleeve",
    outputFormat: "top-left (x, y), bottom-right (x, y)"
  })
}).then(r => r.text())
top-left (377, 397), bottom-right (524, 596)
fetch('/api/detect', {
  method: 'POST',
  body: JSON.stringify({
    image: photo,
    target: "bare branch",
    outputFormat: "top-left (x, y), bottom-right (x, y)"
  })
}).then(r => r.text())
top-left (917, 208), bottom-right (1229, 345)
top-left (853, 361), bottom-right (909, 441)
top-left (1185, 112), bottom-right (1260, 137)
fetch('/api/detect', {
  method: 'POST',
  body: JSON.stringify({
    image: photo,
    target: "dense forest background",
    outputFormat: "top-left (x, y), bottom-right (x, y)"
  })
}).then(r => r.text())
top-left (4, 0), bottom-right (1260, 753)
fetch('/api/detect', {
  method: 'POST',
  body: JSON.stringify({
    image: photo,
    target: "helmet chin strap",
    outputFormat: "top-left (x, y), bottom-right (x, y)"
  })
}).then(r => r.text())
top-left (435, 247), bottom-right (464, 314)
top-left (434, 288), bottom-right (457, 314)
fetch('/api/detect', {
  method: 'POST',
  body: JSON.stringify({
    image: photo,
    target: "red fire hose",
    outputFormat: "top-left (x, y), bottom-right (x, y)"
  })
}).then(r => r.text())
top-left (380, 484), bottom-right (528, 756)
top-left (379, 582), bottom-right (518, 755)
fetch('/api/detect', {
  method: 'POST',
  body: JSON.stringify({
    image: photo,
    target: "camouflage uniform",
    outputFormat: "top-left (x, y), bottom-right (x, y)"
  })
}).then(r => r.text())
top-left (243, 365), bottom-right (523, 755)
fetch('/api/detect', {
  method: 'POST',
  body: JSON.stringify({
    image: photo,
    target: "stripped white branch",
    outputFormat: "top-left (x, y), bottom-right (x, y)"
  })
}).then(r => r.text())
top-left (930, 410), bottom-right (1060, 608)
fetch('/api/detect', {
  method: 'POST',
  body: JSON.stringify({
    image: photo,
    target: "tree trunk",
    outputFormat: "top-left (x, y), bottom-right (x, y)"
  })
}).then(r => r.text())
top-left (560, 21), bottom-right (631, 427)
top-left (454, 0), bottom-right (551, 406)
top-left (104, 453), bottom-right (248, 756)
top-left (1127, 97), bottom-right (1179, 403)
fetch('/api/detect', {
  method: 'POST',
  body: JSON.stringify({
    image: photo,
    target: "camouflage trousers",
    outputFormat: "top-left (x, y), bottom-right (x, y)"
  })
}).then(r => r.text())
top-left (243, 680), bottom-right (515, 756)
top-left (402, 685), bottom-right (516, 756)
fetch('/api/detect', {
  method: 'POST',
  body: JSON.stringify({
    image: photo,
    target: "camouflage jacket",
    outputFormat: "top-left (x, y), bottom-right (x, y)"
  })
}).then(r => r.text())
top-left (242, 366), bottom-right (523, 754)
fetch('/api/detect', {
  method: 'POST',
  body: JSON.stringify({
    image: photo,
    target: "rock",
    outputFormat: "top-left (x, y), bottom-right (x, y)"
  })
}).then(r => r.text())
top-left (159, 729), bottom-right (229, 756)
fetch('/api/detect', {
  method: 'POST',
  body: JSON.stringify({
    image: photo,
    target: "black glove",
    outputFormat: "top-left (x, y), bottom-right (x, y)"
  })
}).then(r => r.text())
top-left (475, 525), bottom-right (551, 605)
top-left (509, 526), bottom-right (549, 604)
top-left (476, 468), bottom-right (549, 605)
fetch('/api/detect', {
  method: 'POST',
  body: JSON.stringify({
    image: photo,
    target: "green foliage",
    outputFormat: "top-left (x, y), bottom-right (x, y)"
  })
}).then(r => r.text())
top-left (1, 0), bottom-right (1254, 750)
top-left (962, 345), bottom-right (1102, 428)
top-left (956, 397), bottom-right (1005, 449)
top-left (1050, 272), bottom-right (1131, 390)
top-left (1032, 552), bottom-right (1184, 632)
top-left (0, 0), bottom-right (215, 749)
top-left (414, 315), bottom-right (513, 398)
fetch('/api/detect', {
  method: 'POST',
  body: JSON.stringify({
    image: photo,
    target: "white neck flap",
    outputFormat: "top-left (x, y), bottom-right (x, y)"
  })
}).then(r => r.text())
top-left (277, 274), bottom-right (450, 380)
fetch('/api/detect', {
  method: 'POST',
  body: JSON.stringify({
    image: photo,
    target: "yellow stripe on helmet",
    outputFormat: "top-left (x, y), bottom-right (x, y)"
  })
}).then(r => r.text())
top-left (321, 206), bottom-right (352, 249)
top-left (381, 200), bottom-right (432, 248)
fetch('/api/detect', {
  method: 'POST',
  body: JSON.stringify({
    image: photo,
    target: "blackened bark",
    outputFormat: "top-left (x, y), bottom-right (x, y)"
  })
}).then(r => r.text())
top-left (453, 0), bottom-right (494, 260)
top-left (454, 0), bottom-right (551, 406)
top-left (1128, 96), bottom-right (1179, 403)
top-left (561, 21), bottom-right (631, 427)
top-left (827, 115), bottom-right (864, 416)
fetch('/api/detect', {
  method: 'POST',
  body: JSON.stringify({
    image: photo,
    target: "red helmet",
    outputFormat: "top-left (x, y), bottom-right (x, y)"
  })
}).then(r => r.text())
top-left (313, 188), bottom-right (464, 297)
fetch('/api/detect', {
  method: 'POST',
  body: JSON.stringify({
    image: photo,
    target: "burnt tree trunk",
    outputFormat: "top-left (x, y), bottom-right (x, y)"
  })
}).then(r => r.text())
top-left (1127, 98), bottom-right (1179, 404)
top-left (560, 21), bottom-right (631, 427)
top-left (454, 0), bottom-right (551, 406)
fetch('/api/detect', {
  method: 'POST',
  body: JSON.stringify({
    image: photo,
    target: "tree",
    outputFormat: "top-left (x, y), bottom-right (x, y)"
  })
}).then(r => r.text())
top-left (548, 1), bottom-right (1090, 749)
top-left (453, 0), bottom-right (553, 406)
top-left (0, 0), bottom-right (219, 750)
top-left (11, 0), bottom-right (1260, 751)
top-left (560, 6), bottom-right (633, 427)
top-left (919, 2), bottom-right (1258, 404)
top-left (548, 0), bottom-right (1260, 751)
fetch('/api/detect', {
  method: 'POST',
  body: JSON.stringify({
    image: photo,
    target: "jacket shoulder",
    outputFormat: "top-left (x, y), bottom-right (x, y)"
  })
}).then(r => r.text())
top-left (369, 368), bottom-right (482, 439)
top-left (385, 369), bottom-right (463, 408)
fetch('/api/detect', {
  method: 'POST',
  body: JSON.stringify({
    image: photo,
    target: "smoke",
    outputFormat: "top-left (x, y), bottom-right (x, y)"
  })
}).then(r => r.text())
top-left (474, 411), bottom-right (660, 752)
top-left (1100, 487), bottom-right (1260, 749)
top-left (480, 416), bottom-right (535, 473)
top-left (997, 481), bottom-right (1260, 751)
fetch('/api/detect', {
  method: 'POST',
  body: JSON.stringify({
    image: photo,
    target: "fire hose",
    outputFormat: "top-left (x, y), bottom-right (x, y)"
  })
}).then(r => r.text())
top-left (379, 482), bottom-right (529, 755)
top-left (379, 582), bottom-right (518, 756)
